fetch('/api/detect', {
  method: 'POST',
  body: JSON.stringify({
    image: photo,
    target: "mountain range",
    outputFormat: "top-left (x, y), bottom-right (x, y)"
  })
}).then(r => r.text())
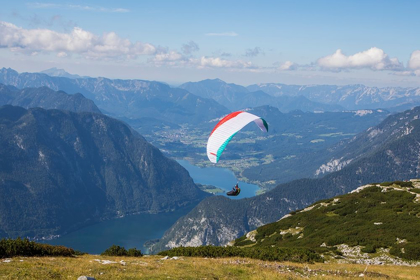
top-left (314, 105), bottom-right (420, 176)
top-left (180, 79), bottom-right (344, 112)
top-left (0, 68), bottom-right (229, 126)
top-left (150, 106), bottom-right (420, 253)
top-left (3, 67), bottom-right (420, 255)
top-left (0, 78), bottom-right (392, 189)
top-left (0, 84), bottom-right (100, 113)
top-left (4, 68), bottom-right (420, 118)
top-left (0, 105), bottom-right (208, 239)
top-left (39, 68), bottom-right (87, 79)
top-left (247, 83), bottom-right (420, 111)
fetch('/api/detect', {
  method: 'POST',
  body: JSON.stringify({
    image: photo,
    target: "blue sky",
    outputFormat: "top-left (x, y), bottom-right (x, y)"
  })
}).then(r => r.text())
top-left (1, 0), bottom-right (420, 86)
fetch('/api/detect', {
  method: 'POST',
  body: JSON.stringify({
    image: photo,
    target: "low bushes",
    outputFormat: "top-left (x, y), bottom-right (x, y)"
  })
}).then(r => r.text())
top-left (0, 238), bottom-right (75, 257)
top-left (101, 245), bottom-right (143, 257)
top-left (158, 246), bottom-right (322, 263)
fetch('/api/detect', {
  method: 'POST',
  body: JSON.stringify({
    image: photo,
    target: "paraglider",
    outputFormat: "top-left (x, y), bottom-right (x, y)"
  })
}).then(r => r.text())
top-left (227, 183), bottom-right (241, 196)
top-left (206, 111), bottom-right (268, 163)
top-left (206, 111), bottom-right (268, 197)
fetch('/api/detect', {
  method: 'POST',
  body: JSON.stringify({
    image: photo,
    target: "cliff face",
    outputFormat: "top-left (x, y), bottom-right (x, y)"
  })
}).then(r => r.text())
top-left (0, 105), bottom-right (209, 238)
top-left (315, 106), bottom-right (420, 176)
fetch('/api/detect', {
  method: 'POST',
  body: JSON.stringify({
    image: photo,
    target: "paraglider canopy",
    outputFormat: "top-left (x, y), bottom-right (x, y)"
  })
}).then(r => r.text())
top-left (206, 111), bottom-right (268, 163)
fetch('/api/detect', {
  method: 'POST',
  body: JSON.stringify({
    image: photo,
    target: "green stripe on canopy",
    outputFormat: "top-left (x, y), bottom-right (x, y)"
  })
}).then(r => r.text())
top-left (262, 118), bottom-right (268, 132)
top-left (216, 133), bottom-right (237, 163)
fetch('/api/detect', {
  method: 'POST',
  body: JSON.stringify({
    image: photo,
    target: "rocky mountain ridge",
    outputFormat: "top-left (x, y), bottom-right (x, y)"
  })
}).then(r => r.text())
top-left (180, 79), bottom-right (343, 112)
top-left (0, 68), bottom-right (229, 126)
top-left (0, 105), bottom-right (208, 239)
top-left (314, 106), bottom-right (420, 176)
top-left (39, 68), bottom-right (86, 79)
top-left (0, 84), bottom-right (101, 113)
top-left (248, 83), bottom-right (420, 111)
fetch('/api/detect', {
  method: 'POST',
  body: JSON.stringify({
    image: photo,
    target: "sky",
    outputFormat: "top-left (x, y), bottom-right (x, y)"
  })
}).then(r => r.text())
top-left (1, 0), bottom-right (420, 87)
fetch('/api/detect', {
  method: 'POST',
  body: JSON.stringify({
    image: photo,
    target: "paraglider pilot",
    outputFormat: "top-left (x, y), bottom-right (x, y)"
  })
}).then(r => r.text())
top-left (227, 183), bottom-right (240, 196)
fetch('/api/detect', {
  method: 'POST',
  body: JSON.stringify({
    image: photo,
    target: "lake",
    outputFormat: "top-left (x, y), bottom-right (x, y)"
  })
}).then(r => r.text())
top-left (45, 206), bottom-right (193, 255)
top-left (176, 160), bottom-right (260, 200)
top-left (45, 161), bottom-right (260, 253)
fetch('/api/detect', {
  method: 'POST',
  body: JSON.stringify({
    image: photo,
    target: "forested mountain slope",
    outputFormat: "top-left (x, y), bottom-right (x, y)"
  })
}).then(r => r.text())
top-left (0, 105), bottom-right (208, 239)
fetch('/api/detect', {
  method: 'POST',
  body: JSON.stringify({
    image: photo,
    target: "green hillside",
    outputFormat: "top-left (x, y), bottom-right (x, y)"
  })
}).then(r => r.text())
top-left (234, 180), bottom-right (420, 261)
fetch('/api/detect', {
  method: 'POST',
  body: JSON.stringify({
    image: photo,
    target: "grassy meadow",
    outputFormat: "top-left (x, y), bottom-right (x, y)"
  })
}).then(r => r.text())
top-left (0, 255), bottom-right (419, 279)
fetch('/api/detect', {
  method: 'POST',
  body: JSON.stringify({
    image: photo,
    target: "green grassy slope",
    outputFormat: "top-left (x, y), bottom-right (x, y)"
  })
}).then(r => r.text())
top-left (234, 181), bottom-right (420, 261)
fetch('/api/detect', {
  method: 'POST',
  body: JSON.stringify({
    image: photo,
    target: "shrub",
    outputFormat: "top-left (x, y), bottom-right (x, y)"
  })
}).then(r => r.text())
top-left (390, 244), bottom-right (420, 261)
top-left (235, 239), bottom-right (255, 247)
top-left (0, 238), bottom-right (75, 257)
top-left (361, 244), bottom-right (376, 253)
top-left (127, 248), bottom-right (143, 257)
top-left (380, 181), bottom-right (412, 188)
top-left (101, 245), bottom-right (142, 257)
top-left (158, 246), bottom-right (322, 263)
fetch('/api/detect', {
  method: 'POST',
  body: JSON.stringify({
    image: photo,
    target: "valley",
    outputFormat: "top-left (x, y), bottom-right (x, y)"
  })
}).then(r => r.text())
top-left (135, 107), bottom-right (390, 191)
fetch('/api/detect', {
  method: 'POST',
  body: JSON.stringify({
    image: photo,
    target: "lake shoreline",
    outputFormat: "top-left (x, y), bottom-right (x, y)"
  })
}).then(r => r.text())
top-left (42, 160), bottom-right (262, 254)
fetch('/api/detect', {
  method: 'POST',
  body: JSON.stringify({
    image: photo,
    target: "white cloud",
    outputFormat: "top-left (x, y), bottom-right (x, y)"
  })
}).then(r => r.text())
top-left (408, 50), bottom-right (420, 69)
top-left (278, 61), bottom-right (297, 71)
top-left (28, 3), bottom-right (129, 13)
top-left (0, 21), bottom-right (155, 59)
top-left (197, 57), bottom-right (253, 69)
top-left (153, 51), bottom-right (184, 62)
top-left (317, 47), bottom-right (403, 71)
top-left (56, 51), bottom-right (67, 57)
top-left (149, 52), bottom-right (254, 69)
top-left (205, 32), bottom-right (238, 37)
top-left (150, 51), bottom-right (188, 66)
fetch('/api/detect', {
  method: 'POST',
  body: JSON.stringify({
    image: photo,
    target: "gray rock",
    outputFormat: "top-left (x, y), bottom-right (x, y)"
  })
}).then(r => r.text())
top-left (77, 276), bottom-right (96, 280)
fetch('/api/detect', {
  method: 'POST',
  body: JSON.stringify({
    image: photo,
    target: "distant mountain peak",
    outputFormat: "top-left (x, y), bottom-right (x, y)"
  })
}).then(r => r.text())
top-left (39, 68), bottom-right (85, 79)
top-left (199, 78), bottom-right (226, 85)
top-left (208, 78), bottom-right (224, 82)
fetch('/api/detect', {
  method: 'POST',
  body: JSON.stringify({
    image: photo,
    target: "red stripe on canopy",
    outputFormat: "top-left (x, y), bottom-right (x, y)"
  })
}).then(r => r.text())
top-left (210, 111), bottom-right (243, 136)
